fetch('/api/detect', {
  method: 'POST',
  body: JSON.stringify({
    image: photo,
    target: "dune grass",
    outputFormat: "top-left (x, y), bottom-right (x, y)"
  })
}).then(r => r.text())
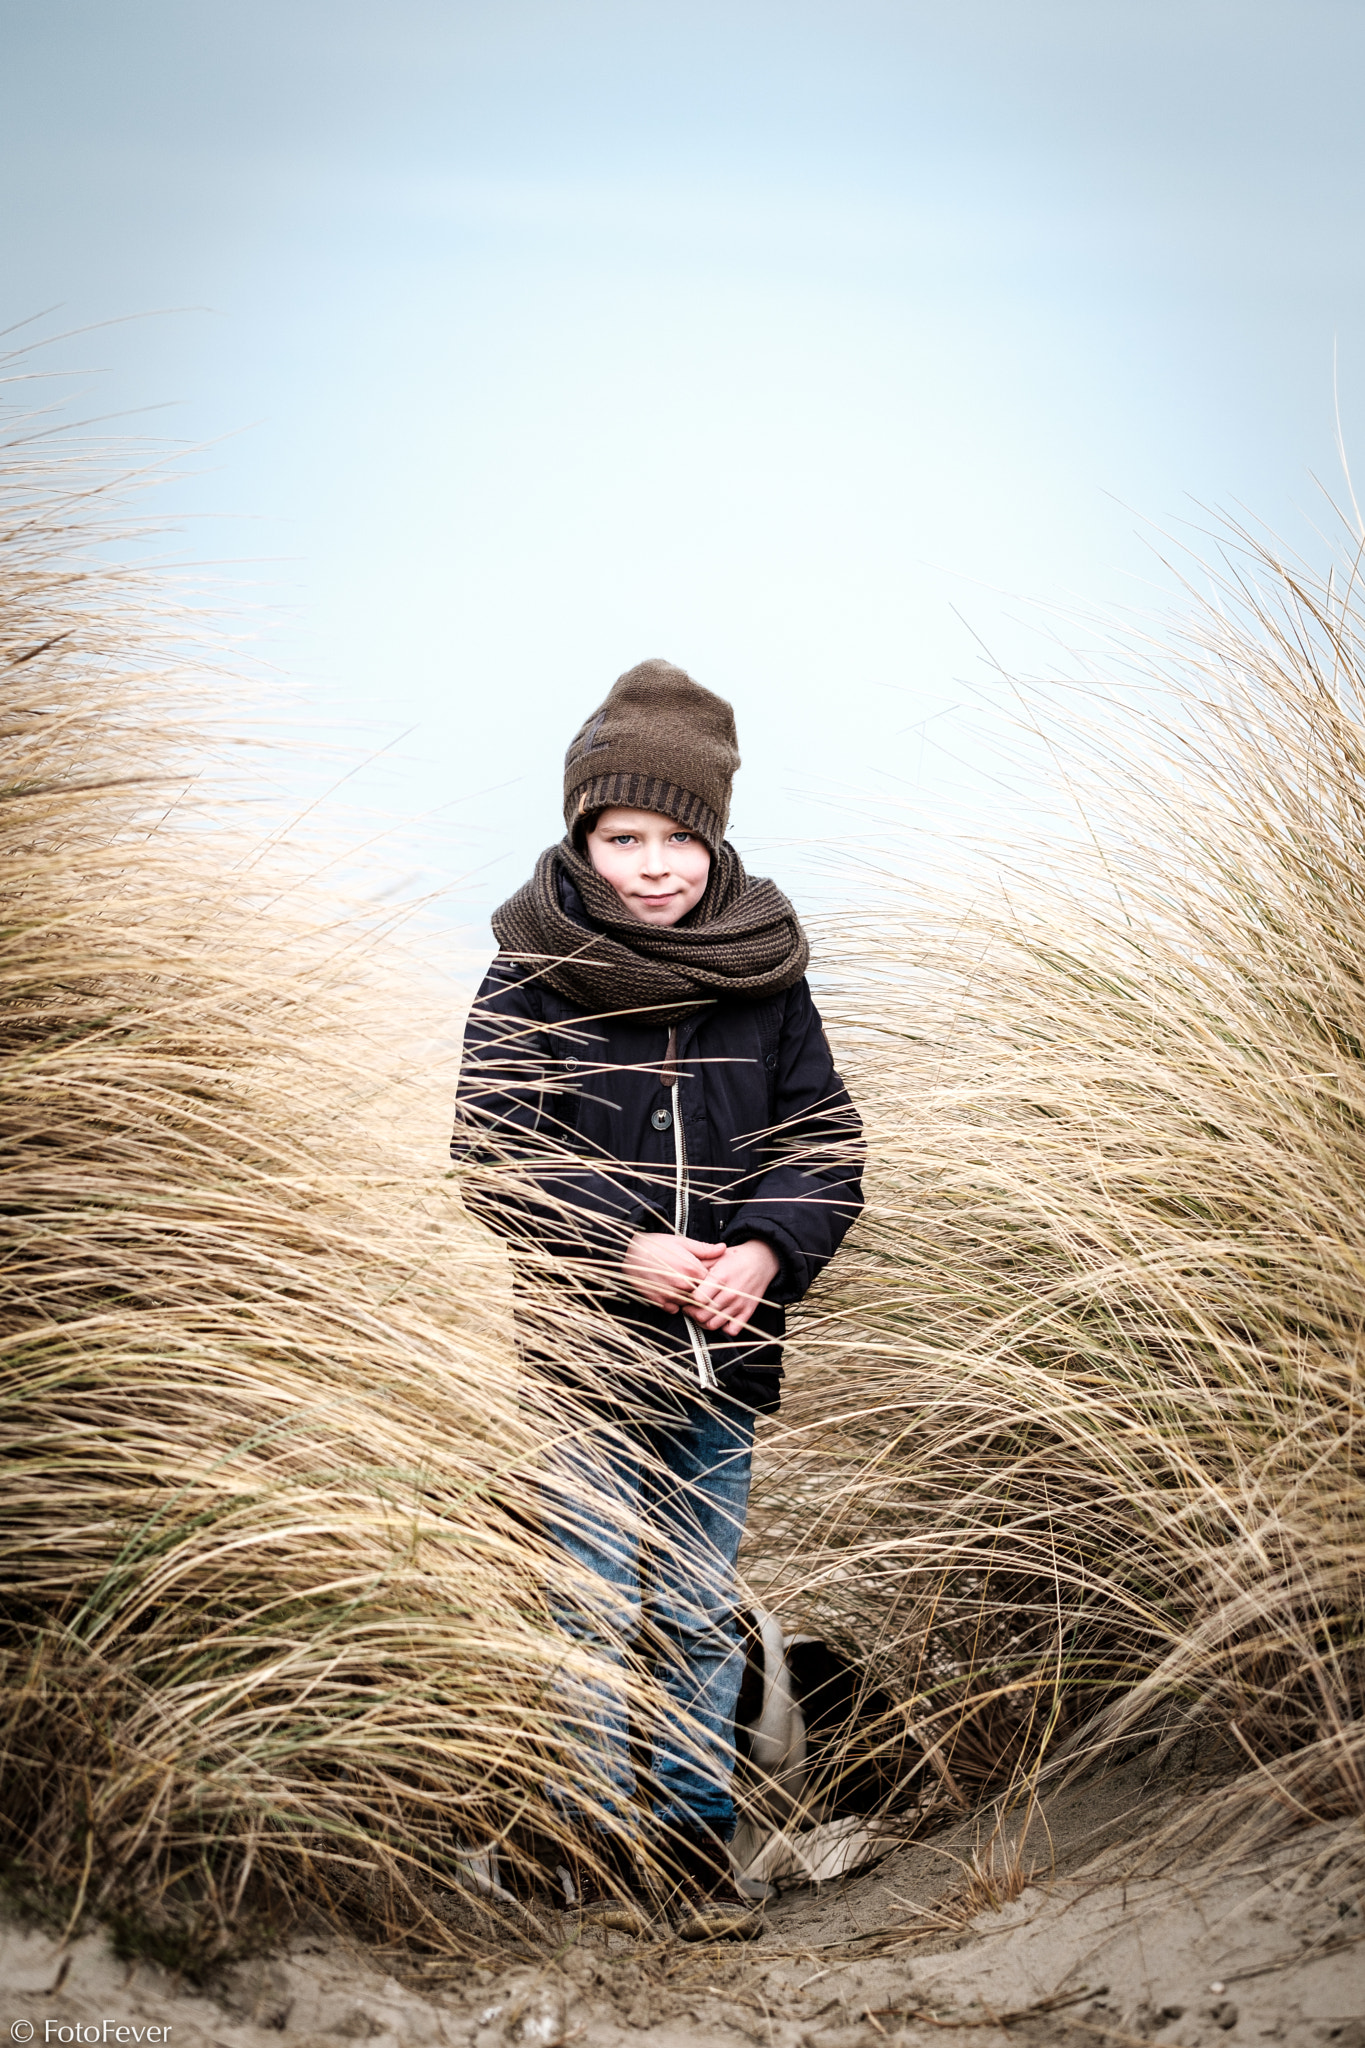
top-left (0, 389), bottom-right (673, 1965)
top-left (3, 363), bottom-right (1360, 1969)
top-left (746, 518), bottom-right (1365, 1853)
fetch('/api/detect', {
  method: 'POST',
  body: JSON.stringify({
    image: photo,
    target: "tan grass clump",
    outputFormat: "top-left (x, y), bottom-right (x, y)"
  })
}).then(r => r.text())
top-left (0, 385), bottom-right (642, 1964)
top-left (750, 518), bottom-right (1365, 1846)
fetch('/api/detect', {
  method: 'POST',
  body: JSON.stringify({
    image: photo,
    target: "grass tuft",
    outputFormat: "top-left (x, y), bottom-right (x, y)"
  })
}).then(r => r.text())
top-left (0, 371), bottom-right (647, 1965)
top-left (749, 515), bottom-right (1365, 1854)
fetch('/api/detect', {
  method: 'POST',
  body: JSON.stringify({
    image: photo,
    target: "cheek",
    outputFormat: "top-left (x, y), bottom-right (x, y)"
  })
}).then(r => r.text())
top-left (684, 853), bottom-right (712, 898)
top-left (587, 841), bottom-right (632, 886)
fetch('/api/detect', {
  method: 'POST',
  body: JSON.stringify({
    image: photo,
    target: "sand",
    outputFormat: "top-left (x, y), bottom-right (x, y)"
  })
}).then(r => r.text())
top-left (3, 1745), bottom-right (1361, 2048)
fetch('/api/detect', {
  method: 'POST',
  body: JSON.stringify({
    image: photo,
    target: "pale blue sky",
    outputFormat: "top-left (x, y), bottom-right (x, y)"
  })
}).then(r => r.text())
top-left (5, 1), bottom-right (1365, 931)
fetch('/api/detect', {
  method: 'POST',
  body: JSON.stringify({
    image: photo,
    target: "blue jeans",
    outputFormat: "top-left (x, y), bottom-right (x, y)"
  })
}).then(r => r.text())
top-left (543, 1387), bottom-right (755, 1841)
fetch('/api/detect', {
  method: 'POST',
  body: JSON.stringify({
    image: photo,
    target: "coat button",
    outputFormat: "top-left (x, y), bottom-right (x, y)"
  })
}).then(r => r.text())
top-left (765, 1052), bottom-right (778, 1070)
top-left (651, 1106), bottom-right (673, 1131)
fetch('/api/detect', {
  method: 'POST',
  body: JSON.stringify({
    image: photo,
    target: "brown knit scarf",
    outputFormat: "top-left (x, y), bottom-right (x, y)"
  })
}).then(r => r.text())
top-left (491, 838), bottom-right (810, 1017)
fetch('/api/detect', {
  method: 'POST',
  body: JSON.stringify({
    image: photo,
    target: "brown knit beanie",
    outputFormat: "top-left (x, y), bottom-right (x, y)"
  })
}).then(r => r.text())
top-left (563, 658), bottom-right (740, 849)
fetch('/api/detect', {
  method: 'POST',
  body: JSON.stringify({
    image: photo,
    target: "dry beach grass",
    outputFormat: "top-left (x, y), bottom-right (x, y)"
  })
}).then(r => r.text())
top-left (0, 379), bottom-right (672, 1964)
top-left (750, 517), bottom-right (1365, 1867)
top-left (0, 366), bottom-right (1360, 2007)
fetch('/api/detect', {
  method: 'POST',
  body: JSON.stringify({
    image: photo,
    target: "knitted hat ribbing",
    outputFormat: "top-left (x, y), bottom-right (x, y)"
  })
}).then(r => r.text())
top-left (563, 659), bottom-right (740, 848)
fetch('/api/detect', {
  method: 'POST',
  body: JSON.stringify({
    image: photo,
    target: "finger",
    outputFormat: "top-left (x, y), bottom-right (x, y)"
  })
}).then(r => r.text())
top-left (720, 1294), bottom-right (759, 1333)
top-left (703, 1286), bottom-right (749, 1335)
top-left (703, 1302), bottom-right (749, 1335)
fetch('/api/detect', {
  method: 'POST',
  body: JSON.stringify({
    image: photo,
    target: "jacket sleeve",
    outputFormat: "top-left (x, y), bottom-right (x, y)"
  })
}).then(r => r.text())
top-left (723, 979), bottom-right (865, 1305)
top-left (450, 957), bottom-right (652, 1265)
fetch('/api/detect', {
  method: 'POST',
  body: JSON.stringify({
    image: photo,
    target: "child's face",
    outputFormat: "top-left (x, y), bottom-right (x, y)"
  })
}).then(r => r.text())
top-left (584, 807), bottom-right (711, 926)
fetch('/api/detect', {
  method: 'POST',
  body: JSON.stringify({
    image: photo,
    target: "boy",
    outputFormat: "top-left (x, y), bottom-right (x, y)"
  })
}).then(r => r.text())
top-left (452, 659), bottom-right (863, 1938)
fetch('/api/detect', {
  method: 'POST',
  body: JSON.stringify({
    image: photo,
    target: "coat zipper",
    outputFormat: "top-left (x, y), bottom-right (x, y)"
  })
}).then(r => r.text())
top-left (664, 1024), bottom-right (719, 1391)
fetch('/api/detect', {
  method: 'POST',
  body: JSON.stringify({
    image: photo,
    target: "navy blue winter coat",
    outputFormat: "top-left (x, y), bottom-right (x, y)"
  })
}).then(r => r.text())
top-left (452, 943), bottom-right (863, 1414)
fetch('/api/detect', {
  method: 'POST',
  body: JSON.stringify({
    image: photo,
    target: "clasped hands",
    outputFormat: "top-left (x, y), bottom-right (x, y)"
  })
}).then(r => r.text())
top-left (622, 1232), bottom-right (780, 1337)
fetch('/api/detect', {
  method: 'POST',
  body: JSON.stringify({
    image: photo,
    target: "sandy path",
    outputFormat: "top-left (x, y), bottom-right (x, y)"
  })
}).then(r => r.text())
top-left (4, 1750), bottom-right (1361, 2048)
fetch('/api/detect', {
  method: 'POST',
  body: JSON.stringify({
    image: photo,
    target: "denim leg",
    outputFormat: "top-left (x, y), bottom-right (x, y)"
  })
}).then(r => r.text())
top-left (541, 1424), bottom-right (644, 1822)
top-left (638, 1395), bottom-right (755, 1840)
